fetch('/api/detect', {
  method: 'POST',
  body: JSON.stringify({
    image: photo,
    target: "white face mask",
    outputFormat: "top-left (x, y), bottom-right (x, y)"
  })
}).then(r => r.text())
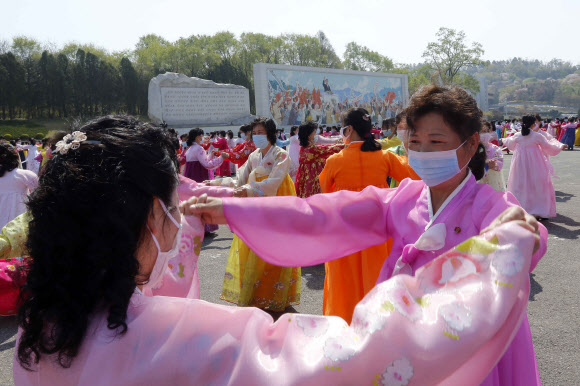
top-left (253, 134), bottom-right (270, 149)
top-left (383, 130), bottom-right (393, 137)
top-left (312, 134), bottom-right (319, 144)
top-left (397, 129), bottom-right (407, 142)
top-left (144, 199), bottom-right (182, 290)
top-left (408, 141), bottom-right (468, 187)
top-left (240, 133), bottom-right (246, 140)
top-left (340, 126), bottom-right (351, 143)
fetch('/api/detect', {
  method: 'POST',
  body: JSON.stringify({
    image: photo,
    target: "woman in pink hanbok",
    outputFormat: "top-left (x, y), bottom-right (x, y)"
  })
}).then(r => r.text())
top-left (504, 115), bottom-right (566, 219)
top-left (183, 128), bottom-right (228, 233)
top-left (478, 122), bottom-right (506, 192)
top-left (14, 115), bottom-right (542, 386)
top-left (189, 86), bottom-right (548, 386)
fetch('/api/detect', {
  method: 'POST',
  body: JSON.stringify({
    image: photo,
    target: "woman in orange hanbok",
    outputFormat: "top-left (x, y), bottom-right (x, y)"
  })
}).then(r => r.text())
top-left (294, 121), bottom-right (343, 198)
top-left (318, 108), bottom-right (419, 323)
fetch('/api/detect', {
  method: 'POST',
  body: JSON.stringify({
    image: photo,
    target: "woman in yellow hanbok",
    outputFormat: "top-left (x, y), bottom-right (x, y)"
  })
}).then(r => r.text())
top-left (220, 118), bottom-right (300, 311)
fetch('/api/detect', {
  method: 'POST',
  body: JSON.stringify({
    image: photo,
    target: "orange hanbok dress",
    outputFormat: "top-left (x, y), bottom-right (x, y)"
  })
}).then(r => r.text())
top-left (319, 142), bottom-right (419, 322)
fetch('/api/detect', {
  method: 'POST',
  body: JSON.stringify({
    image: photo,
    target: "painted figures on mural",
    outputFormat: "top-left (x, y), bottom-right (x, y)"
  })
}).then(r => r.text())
top-left (267, 69), bottom-right (404, 127)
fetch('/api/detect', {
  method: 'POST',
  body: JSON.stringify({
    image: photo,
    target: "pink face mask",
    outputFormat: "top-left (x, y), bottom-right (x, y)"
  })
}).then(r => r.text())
top-left (145, 199), bottom-right (183, 290)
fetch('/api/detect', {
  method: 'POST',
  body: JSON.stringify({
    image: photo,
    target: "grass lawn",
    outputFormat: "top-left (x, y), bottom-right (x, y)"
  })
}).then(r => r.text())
top-left (1, 116), bottom-right (152, 140)
top-left (0, 119), bottom-right (72, 139)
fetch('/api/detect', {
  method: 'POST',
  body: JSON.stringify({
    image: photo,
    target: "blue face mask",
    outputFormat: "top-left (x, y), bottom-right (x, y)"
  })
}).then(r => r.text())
top-left (408, 141), bottom-right (468, 187)
top-left (253, 134), bottom-right (270, 149)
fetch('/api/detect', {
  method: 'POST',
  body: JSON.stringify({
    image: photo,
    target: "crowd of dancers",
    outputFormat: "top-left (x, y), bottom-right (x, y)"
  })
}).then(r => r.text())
top-left (0, 83), bottom-right (576, 385)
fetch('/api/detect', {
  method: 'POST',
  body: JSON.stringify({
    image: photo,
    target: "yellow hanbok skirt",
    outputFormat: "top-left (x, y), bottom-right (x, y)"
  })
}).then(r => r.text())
top-left (221, 174), bottom-right (301, 311)
top-left (575, 128), bottom-right (580, 146)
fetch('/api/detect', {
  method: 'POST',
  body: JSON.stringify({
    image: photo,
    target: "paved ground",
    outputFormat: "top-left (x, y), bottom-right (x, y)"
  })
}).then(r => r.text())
top-left (1, 150), bottom-right (579, 384)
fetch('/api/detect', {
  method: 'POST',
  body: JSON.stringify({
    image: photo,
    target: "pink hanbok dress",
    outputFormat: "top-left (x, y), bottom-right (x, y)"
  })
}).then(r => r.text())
top-left (504, 130), bottom-right (565, 218)
top-left (0, 169), bottom-right (38, 228)
top-left (183, 143), bottom-right (223, 183)
top-left (14, 222), bottom-right (539, 385)
top-left (183, 144), bottom-right (224, 233)
top-left (222, 173), bottom-right (548, 385)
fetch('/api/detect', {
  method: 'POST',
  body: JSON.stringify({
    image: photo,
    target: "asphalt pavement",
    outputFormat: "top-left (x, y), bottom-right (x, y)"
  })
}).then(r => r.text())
top-left (0, 150), bottom-right (578, 384)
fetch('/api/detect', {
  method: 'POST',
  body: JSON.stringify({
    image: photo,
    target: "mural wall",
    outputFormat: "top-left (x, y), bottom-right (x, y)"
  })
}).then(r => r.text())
top-left (254, 63), bottom-right (409, 127)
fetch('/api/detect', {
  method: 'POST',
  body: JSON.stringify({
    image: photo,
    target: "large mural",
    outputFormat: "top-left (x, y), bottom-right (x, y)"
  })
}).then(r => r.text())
top-left (255, 65), bottom-right (407, 127)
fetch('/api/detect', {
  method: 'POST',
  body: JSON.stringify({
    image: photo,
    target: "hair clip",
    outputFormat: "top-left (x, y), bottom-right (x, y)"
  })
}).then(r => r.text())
top-left (362, 114), bottom-right (370, 121)
top-left (54, 131), bottom-right (99, 155)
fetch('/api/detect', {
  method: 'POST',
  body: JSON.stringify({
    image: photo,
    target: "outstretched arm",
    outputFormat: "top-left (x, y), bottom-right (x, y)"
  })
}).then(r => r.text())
top-left (181, 186), bottom-right (396, 267)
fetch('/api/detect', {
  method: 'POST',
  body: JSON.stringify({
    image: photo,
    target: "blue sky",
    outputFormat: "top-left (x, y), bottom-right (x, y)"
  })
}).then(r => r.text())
top-left (2, 0), bottom-right (579, 65)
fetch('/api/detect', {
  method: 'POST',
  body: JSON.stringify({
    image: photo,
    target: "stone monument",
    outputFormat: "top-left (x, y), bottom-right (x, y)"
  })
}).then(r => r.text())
top-left (148, 72), bottom-right (252, 126)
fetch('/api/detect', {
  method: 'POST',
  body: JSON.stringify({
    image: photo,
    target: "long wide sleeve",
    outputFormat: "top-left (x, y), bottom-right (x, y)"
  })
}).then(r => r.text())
top-left (503, 135), bottom-right (517, 151)
top-left (18, 223), bottom-right (538, 385)
top-left (537, 131), bottom-right (565, 156)
top-left (223, 186), bottom-right (396, 267)
top-left (472, 187), bottom-right (547, 273)
top-left (217, 141), bottom-right (257, 166)
top-left (177, 175), bottom-right (233, 200)
top-left (243, 149), bottom-right (292, 197)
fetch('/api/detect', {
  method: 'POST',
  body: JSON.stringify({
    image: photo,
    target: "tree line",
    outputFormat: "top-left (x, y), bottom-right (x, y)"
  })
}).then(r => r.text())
top-left (0, 32), bottom-right (398, 120)
top-left (0, 30), bottom-right (577, 121)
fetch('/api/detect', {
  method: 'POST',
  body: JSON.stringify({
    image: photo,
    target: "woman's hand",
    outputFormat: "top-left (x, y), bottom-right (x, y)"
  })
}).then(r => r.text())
top-left (481, 206), bottom-right (540, 254)
top-left (179, 194), bottom-right (227, 224)
top-left (221, 153), bottom-right (230, 159)
top-left (233, 187), bottom-right (248, 198)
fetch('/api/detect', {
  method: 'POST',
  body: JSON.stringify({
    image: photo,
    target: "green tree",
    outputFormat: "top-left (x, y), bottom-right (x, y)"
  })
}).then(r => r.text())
top-left (343, 42), bottom-right (393, 72)
top-left (120, 57), bottom-right (139, 114)
top-left (315, 31), bottom-right (342, 69)
top-left (0, 53), bottom-right (25, 119)
top-left (422, 27), bottom-right (484, 92)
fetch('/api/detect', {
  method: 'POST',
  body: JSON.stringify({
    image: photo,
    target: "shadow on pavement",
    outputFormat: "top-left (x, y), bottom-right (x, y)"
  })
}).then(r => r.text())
top-left (543, 213), bottom-right (580, 240)
top-left (529, 273), bottom-right (543, 301)
top-left (265, 306), bottom-right (299, 321)
top-left (555, 190), bottom-right (575, 203)
top-left (0, 316), bottom-right (17, 352)
top-left (301, 264), bottom-right (325, 290)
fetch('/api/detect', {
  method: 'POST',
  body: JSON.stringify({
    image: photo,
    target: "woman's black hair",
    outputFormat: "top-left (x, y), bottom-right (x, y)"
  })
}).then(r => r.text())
top-left (0, 143), bottom-right (20, 177)
top-left (251, 117), bottom-right (277, 145)
top-left (239, 124), bottom-right (252, 134)
top-left (405, 85), bottom-right (486, 180)
top-left (298, 121), bottom-right (318, 147)
top-left (290, 126), bottom-right (298, 137)
top-left (382, 118), bottom-right (397, 134)
top-left (219, 130), bottom-right (226, 137)
top-left (226, 130), bottom-right (234, 139)
top-left (342, 108), bottom-right (381, 152)
top-left (186, 128), bottom-right (204, 146)
top-left (521, 115), bottom-right (535, 136)
top-left (18, 115), bottom-right (179, 369)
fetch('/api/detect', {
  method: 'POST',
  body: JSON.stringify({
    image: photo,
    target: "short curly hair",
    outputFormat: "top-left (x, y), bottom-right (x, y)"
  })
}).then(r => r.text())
top-left (251, 117), bottom-right (278, 145)
top-left (405, 85), bottom-right (486, 180)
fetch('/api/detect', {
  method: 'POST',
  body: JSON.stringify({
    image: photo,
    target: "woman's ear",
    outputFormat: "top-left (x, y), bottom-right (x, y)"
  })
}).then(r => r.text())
top-left (470, 132), bottom-right (480, 153)
top-left (147, 198), bottom-right (163, 235)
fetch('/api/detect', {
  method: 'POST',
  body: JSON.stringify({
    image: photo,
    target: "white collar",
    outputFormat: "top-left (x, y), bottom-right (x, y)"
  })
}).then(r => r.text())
top-left (258, 145), bottom-right (275, 165)
top-left (425, 170), bottom-right (472, 231)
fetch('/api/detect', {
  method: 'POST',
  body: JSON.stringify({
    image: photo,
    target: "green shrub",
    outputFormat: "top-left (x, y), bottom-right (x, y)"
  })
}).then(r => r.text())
top-left (35, 132), bottom-right (45, 140)
top-left (20, 134), bottom-right (30, 140)
top-left (3, 133), bottom-right (13, 140)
